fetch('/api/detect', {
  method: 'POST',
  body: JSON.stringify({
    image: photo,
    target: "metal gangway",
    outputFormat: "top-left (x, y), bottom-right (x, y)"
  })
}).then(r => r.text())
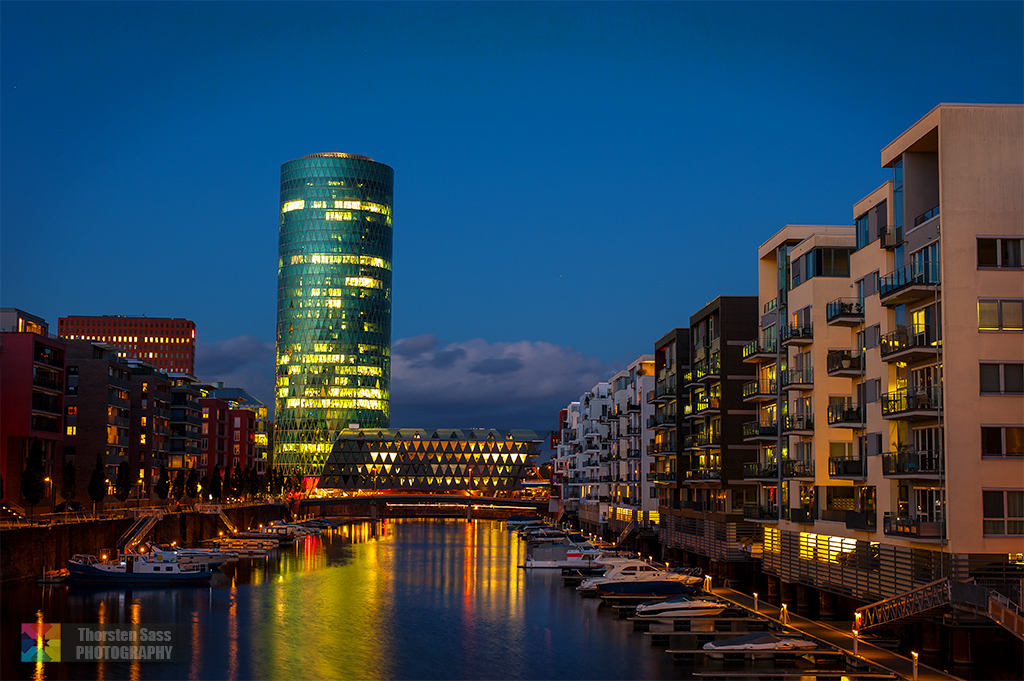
top-left (194, 504), bottom-right (237, 534)
top-left (616, 520), bottom-right (637, 546)
top-left (116, 509), bottom-right (164, 553)
top-left (856, 577), bottom-right (1024, 641)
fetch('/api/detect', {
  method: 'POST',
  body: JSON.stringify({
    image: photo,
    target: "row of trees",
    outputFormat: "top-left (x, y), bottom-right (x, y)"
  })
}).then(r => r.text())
top-left (18, 440), bottom-right (302, 515)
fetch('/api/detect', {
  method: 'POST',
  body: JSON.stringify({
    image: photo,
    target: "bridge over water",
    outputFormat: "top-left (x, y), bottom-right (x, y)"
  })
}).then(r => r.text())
top-left (299, 494), bottom-right (545, 520)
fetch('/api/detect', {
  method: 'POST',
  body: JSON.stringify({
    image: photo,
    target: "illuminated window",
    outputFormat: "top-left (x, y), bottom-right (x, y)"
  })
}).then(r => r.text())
top-left (282, 200), bottom-right (305, 213)
top-left (66, 425), bottom-right (77, 436)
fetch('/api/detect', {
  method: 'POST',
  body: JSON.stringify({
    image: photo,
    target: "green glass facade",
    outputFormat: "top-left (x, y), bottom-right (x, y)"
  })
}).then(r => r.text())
top-left (275, 153), bottom-right (394, 477)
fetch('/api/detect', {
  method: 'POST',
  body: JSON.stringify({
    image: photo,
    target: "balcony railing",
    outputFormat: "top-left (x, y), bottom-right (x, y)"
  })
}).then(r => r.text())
top-left (32, 373), bottom-right (64, 391)
top-left (743, 461), bottom-right (778, 479)
top-left (742, 378), bottom-right (777, 400)
top-left (825, 297), bottom-right (864, 324)
top-left (694, 431), bottom-right (721, 448)
top-left (881, 387), bottom-right (941, 417)
top-left (781, 368), bottom-right (813, 389)
top-left (782, 414), bottom-right (814, 432)
top-left (828, 457), bottom-right (865, 478)
top-left (882, 448), bottom-right (943, 476)
top-left (883, 513), bottom-right (945, 539)
top-left (694, 355), bottom-right (720, 381)
top-left (743, 504), bottom-right (779, 522)
top-left (789, 507), bottom-right (816, 524)
top-left (655, 380), bottom-right (676, 400)
top-left (742, 420), bottom-right (778, 439)
top-left (781, 323), bottom-right (813, 344)
top-left (693, 396), bottom-right (720, 414)
top-left (826, 350), bottom-right (863, 375)
top-left (647, 413), bottom-right (676, 428)
top-left (827, 403), bottom-right (864, 426)
top-left (742, 337), bottom-right (777, 360)
top-left (914, 204), bottom-right (940, 227)
top-left (783, 459), bottom-right (814, 478)
top-left (880, 324), bottom-right (939, 360)
top-left (687, 467), bottom-right (721, 481)
top-left (879, 261), bottom-right (940, 302)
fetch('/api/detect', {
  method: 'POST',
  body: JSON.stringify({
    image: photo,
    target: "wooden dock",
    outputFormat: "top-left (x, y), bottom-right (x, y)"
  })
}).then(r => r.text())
top-left (709, 586), bottom-right (964, 681)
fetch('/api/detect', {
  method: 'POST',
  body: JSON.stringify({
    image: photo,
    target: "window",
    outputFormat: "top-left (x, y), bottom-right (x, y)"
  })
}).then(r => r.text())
top-left (980, 363), bottom-right (1024, 394)
top-left (982, 426), bottom-right (1024, 457)
top-left (139, 434), bottom-right (147, 445)
top-left (982, 490), bottom-right (1024, 534)
top-left (978, 238), bottom-right (1023, 269)
top-left (66, 426), bottom-right (76, 436)
top-left (978, 299), bottom-right (1024, 331)
top-left (233, 431), bottom-right (240, 441)
top-left (66, 406), bottom-right (77, 416)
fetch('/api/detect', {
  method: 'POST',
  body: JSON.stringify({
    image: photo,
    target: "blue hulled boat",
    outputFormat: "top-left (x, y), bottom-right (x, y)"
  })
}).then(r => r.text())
top-left (67, 553), bottom-right (212, 584)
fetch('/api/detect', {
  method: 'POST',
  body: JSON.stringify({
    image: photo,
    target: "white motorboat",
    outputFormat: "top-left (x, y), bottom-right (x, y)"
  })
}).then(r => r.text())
top-left (634, 594), bottom-right (727, 619)
top-left (577, 560), bottom-right (684, 593)
top-left (702, 632), bottom-right (818, 658)
top-left (144, 543), bottom-right (230, 568)
top-left (523, 542), bottom-right (604, 569)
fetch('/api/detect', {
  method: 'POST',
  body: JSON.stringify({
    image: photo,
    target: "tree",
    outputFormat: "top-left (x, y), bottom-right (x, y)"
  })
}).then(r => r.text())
top-left (171, 470), bottom-right (185, 500)
top-left (87, 453), bottom-right (107, 513)
top-left (223, 467), bottom-right (234, 500)
top-left (155, 465), bottom-right (170, 501)
top-left (210, 465), bottom-right (223, 501)
top-left (60, 461), bottom-right (77, 503)
top-left (20, 440), bottom-right (46, 516)
top-left (185, 468), bottom-right (199, 499)
top-left (199, 474), bottom-right (209, 501)
top-left (113, 461), bottom-right (132, 502)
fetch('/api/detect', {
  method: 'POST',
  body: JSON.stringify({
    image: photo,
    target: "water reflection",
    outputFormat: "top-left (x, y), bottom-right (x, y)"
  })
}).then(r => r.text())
top-left (2, 520), bottom-right (681, 681)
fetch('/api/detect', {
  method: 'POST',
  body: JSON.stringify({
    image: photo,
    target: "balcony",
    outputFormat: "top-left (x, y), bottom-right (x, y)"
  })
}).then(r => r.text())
top-left (781, 368), bottom-right (814, 391)
top-left (828, 457), bottom-right (866, 479)
top-left (647, 413), bottom-right (676, 429)
top-left (683, 370), bottom-right (699, 388)
top-left (626, 449), bottom-right (641, 459)
top-left (742, 337), bottom-right (777, 363)
top-left (819, 508), bottom-right (877, 531)
top-left (826, 350), bottom-right (864, 377)
top-left (648, 441), bottom-right (676, 455)
top-left (781, 323), bottom-right (814, 346)
top-left (743, 504), bottom-right (779, 523)
top-left (686, 467), bottom-right (721, 481)
top-left (743, 420), bottom-right (778, 441)
top-left (882, 449), bottom-right (943, 478)
top-left (880, 325), bottom-right (940, 363)
top-left (742, 378), bottom-right (777, 402)
top-left (789, 507), bottom-right (816, 524)
top-left (743, 461), bottom-right (778, 480)
top-left (694, 355), bottom-right (721, 383)
top-left (879, 261), bottom-right (940, 307)
top-left (694, 431), bottom-right (721, 448)
top-left (783, 459), bottom-right (814, 478)
top-left (32, 373), bottom-right (64, 391)
top-left (782, 414), bottom-right (814, 434)
top-left (650, 380), bottom-right (677, 403)
top-left (826, 297), bottom-right (865, 326)
top-left (828, 403), bottom-right (865, 428)
top-left (881, 387), bottom-right (941, 420)
top-left (878, 224), bottom-right (898, 249)
top-left (692, 396), bottom-right (720, 416)
top-left (914, 204), bottom-right (940, 227)
top-left (626, 399), bottom-right (641, 412)
top-left (647, 471), bottom-right (677, 483)
top-left (682, 435), bottom-right (696, 450)
top-left (883, 513), bottom-right (945, 540)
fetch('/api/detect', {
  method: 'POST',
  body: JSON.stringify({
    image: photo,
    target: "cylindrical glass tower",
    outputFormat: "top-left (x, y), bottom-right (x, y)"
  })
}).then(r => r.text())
top-left (275, 153), bottom-right (393, 478)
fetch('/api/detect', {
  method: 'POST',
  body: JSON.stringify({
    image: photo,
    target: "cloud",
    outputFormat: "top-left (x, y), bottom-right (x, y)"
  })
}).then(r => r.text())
top-left (194, 335), bottom-right (276, 409)
top-left (194, 333), bottom-right (621, 433)
top-left (391, 334), bottom-right (620, 431)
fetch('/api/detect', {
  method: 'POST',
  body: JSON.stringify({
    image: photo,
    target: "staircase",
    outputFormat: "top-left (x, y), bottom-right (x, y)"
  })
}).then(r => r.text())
top-left (194, 503), bottom-right (237, 534)
top-left (117, 510), bottom-right (163, 552)
top-left (857, 577), bottom-right (1024, 641)
top-left (616, 520), bottom-right (637, 546)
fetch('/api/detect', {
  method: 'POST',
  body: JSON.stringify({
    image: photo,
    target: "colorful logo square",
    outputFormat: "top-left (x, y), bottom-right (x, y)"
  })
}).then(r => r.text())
top-left (21, 623), bottom-right (60, 662)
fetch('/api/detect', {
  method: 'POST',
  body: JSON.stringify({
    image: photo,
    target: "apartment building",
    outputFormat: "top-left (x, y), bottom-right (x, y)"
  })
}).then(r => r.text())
top-left (749, 106), bottom-right (1023, 626)
top-left (127, 361), bottom-right (173, 499)
top-left (575, 383), bottom-right (612, 534)
top-left (0, 309), bottom-right (65, 510)
top-left (648, 328), bottom-right (690, 517)
top-left (64, 340), bottom-right (133, 504)
top-left (659, 297), bottom-right (761, 577)
top-left (605, 355), bottom-right (656, 537)
top-left (58, 315), bottom-right (196, 375)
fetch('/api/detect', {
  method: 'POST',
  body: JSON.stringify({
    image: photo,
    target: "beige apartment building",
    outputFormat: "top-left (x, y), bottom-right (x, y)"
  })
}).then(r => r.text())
top-left (746, 106), bottom-right (1023, 632)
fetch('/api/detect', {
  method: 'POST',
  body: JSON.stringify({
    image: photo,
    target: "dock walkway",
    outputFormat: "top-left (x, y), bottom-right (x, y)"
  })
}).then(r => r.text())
top-left (711, 586), bottom-right (962, 681)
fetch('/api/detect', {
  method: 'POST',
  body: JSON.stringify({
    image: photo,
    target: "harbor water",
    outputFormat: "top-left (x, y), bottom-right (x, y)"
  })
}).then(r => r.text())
top-left (2, 519), bottom-right (686, 680)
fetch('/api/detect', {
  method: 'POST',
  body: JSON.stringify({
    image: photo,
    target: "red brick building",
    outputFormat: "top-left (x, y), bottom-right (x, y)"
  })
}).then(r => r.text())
top-left (0, 309), bottom-right (65, 511)
top-left (57, 315), bottom-right (195, 375)
top-left (199, 397), bottom-right (258, 476)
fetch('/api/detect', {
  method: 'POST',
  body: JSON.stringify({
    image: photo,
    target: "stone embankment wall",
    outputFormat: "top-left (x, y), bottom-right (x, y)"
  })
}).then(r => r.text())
top-left (1, 504), bottom-right (288, 584)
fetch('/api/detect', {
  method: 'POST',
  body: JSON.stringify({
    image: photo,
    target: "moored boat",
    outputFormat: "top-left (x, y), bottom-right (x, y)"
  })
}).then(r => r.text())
top-left (634, 594), bottom-right (727, 618)
top-left (702, 632), bottom-right (818, 658)
top-left (596, 580), bottom-right (701, 599)
top-left (67, 553), bottom-right (213, 583)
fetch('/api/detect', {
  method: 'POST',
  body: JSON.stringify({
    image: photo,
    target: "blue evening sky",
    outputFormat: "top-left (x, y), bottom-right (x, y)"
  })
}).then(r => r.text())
top-left (2, 2), bottom-right (1021, 431)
